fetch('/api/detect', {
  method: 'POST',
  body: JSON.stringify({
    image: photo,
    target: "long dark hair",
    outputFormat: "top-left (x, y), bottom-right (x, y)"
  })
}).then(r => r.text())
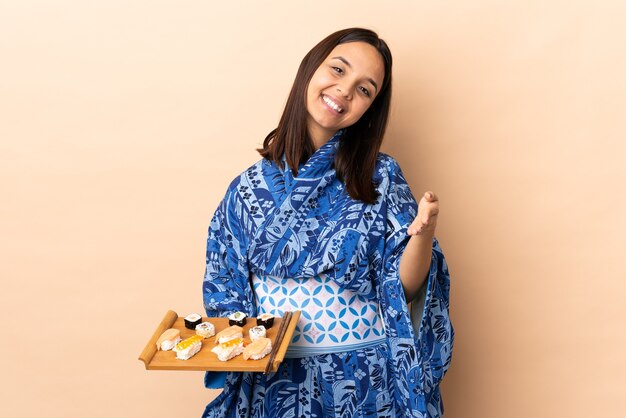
top-left (258, 28), bottom-right (393, 204)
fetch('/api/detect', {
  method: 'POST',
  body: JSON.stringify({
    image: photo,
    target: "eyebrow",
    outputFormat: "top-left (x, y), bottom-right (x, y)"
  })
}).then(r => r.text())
top-left (331, 56), bottom-right (379, 94)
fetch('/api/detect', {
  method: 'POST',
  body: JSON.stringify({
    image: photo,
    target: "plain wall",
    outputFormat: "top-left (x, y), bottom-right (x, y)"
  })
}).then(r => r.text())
top-left (1, 1), bottom-right (625, 417)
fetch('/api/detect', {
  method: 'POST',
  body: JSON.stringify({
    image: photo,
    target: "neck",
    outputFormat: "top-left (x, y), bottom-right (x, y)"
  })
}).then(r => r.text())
top-left (307, 122), bottom-right (337, 150)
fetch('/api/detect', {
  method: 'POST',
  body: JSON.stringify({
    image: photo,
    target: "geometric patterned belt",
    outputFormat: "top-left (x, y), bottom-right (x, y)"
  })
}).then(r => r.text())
top-left (251, 273), bottom-right (386, 358)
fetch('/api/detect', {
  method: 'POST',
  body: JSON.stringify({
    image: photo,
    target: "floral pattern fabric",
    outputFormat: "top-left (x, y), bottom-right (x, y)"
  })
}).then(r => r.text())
top-left (202, 131), bottom-right (453, 417)
top-left (205, 344), bottom-right (396, 418)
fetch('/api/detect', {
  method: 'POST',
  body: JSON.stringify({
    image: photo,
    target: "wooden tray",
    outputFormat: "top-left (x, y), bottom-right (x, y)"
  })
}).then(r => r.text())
top-left (138, 310), bottom-right (300, 373)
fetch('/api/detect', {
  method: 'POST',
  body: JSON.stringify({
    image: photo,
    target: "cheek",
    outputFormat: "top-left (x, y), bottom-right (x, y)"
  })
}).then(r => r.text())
top-left (306, 75), bottom-right (324, 100)
top-left (351, 101), bottom-right (372, 121)
top-left (310, 70), bottom-right (334, 91)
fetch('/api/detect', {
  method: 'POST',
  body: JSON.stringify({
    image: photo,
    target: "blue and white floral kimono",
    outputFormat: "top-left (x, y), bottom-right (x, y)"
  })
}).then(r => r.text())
top-left (202, 132), bottom-right (453, 418)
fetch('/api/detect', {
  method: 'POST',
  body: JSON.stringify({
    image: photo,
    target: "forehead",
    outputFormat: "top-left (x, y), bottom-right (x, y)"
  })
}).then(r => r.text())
top-left (325, 42), bottom-right (385, 86)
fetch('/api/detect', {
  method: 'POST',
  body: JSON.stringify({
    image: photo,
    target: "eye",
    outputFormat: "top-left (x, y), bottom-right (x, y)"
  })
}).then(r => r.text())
top-left (358, 86), bottom-right (371, 97)
top-left (331, 66), bottom-right (344, 74)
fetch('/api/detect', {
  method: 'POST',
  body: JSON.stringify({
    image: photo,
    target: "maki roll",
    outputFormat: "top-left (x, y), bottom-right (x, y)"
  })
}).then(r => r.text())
top-left (249, 325), bottom-right (266, 341)
top-left (256, 313), bottom-right (275, 329)
top-left (174, 335), bottom-right (203, 360)
top-left (211, 337), bottom-right (244, 361)
top-left (228, 311), bottom-right (247, 326)
top-left (155, 328), bottom-right (181, 351)
top-left (243, 337), bottom-right (272, 360)
top-left (184, 313), bottom-right (202, 330)
top-left (195, 321), bottom-right (215, 338)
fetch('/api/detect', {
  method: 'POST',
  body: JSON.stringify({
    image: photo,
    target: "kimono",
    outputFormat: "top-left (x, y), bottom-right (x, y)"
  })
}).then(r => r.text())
top-left (201, 131), bottom-right (453, 417)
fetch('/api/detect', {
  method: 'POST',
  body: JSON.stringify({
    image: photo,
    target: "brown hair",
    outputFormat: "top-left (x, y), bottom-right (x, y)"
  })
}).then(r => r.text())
top-left (258, 28), bottom-right (393, 204)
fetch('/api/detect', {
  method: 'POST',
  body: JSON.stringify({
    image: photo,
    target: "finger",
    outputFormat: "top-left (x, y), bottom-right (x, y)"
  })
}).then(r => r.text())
top-left (408, 218), bottom-right (425, 235)
top-left (425, 206), bottom-right (439, 219)
top-left (409, 210), bottom-right (437, 234)
top-left (424, 191), bottom-right (438, 202)
top-left (409, 226), bottom-right (422, 235)
top-left (424, 205), bottom-right (440, 223)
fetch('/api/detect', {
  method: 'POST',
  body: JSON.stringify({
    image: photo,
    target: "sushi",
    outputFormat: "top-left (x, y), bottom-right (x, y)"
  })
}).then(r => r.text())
top-left (174, 335), bottom-right (203, 360)
top-left (184, 313), bottom-right (202, 330)
top-left (228, 311), bottom-right (247, 326)
top-left (256, 313), bottom-right (274, 329)
top-left (249, 325), bottom-right (266, 341)
top-left (211, 337), bottom-right (245, 361)
top-left (155, 328), bottom-right (181, 351)
top-left (195, 321), bottom-right (216, 338)
top-left (214, 325), bottom-right (243, 345)
top-left (243, 337), bottom-right (272, 360)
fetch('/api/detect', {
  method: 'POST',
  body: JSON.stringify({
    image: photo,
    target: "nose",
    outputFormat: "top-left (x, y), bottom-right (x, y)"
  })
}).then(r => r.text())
top-left (336, 84), bottom-right (352, 100)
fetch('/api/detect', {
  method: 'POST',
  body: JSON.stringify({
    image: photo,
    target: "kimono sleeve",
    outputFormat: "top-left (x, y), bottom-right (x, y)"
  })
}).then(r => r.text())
top-left (202, 187), bottom-right (254, 318)
top-left (414, 236), bottom-right (454, 389)
top-left (201, 187), bottom-right (255, 391)
top-left (377, 156), bottom-right (453, 408)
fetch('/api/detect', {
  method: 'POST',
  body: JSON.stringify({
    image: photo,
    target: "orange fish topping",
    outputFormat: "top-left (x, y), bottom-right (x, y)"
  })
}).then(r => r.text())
top-left (176, 335), bottom-right (203, 350)
top-left (219, 337), bottom-right (243, 349)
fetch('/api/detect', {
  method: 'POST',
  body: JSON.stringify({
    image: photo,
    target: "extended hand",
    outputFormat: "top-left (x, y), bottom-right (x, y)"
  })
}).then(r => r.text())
top-left (407, 191), bottom-right (439, 236)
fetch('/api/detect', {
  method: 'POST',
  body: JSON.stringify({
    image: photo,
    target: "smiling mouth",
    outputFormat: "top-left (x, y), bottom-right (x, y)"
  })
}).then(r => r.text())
top-left (322, 95), bottom-right (344, 113)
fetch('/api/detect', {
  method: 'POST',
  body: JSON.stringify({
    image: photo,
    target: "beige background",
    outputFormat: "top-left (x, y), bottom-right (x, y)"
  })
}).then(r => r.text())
top-left (1, 0), bottom-right (625, 417)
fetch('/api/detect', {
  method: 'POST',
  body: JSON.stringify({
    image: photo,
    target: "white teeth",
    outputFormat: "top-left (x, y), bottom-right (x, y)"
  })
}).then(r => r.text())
top-left (322, 95), bottom-right (343, 113)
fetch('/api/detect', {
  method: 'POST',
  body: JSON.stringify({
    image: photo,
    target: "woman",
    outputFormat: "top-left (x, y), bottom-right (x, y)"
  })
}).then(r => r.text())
top-left (202, 28), bottom-right (453, 418)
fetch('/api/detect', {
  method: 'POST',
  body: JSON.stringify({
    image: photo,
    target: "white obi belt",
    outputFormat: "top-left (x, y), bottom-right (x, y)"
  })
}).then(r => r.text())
top-left (252, 273), bottom-right (386, 358)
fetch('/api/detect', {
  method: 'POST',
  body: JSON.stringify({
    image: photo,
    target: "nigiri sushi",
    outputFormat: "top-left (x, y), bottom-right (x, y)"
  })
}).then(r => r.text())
top-left (214, 325), bottom-right (243, 344)
top-left (155, 328), bottom-right (181, 351)
top-left (243, 337), bottom-right (272, 360)
top-left (211, 337), bottom-right (244, 361)
top-left (174, 335), bottom-right (203, 360)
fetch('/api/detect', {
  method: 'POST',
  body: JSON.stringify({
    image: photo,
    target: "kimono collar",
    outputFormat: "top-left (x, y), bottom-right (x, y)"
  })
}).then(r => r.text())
top-left (249, 129), bottom-right (345, 278)
top-left (294, 129), bottom-right (343, 179)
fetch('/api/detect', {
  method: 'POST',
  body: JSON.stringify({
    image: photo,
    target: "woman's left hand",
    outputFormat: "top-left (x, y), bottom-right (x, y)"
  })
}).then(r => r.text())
top-left (407, 191), bottom-right (439, 236)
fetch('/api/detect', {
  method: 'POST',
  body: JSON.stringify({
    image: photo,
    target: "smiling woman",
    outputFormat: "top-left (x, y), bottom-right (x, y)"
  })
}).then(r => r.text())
top-left (201, 28), bottom-right (453, 418)
top-left (305, 42), bottom-right (385, 148)
top-left (258, 28), bottom-right (393, 204)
